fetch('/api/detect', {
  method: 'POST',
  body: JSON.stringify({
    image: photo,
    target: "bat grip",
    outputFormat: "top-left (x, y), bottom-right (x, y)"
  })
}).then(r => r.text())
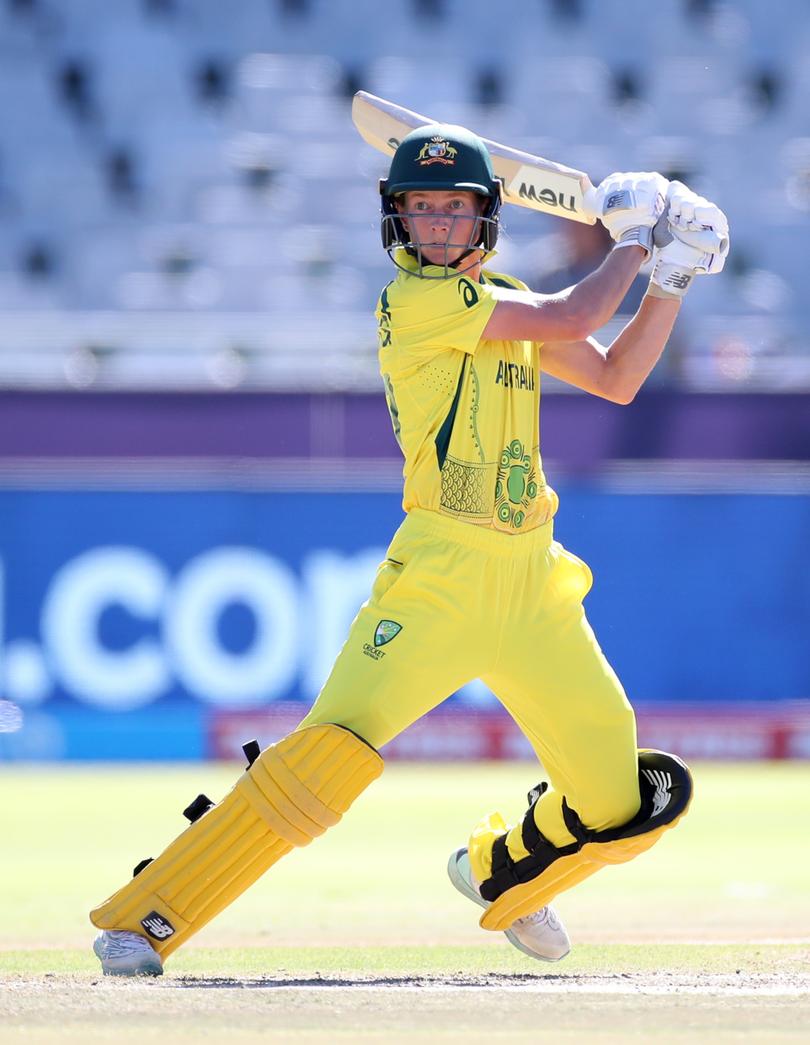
top-left (589, 190), bottom-right (726, 252)
top-left (662, 180), bottom-right (728, 254)
top-left (671, 226), bottom-right (729, 254)
top-left (581, 186), bottom-right (599, 224)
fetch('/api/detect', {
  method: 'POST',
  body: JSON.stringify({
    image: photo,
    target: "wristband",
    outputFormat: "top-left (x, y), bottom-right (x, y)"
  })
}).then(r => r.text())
top-left (651, 259), bottom-right (694, 298)
top-left (612, 225), bottom-right (654, 259)
top-left (646, 281), bottom-right (682, 301)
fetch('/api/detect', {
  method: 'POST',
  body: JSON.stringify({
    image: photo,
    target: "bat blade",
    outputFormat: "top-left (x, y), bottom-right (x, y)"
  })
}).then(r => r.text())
top-left (352, 92), bottom-right (727, 254)
top-left (352, 91), bottom-right (597, 224)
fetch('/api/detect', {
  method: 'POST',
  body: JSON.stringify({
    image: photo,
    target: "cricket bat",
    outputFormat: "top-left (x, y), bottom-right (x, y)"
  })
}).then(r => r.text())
top-left (352, 91), bottom-right (728, 253)
top-left (353, 90), bottom-right (599, 225)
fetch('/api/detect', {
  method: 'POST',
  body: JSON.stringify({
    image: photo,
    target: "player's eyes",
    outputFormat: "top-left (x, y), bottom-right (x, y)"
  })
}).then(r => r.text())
top-left (410, 200), bottom-right (468, 211)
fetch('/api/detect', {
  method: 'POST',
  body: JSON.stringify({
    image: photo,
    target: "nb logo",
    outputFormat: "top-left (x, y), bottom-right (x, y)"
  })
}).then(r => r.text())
top-left (642, 769), bottom-right (673, 818)
top-left (605, 190), bottom-right (630, 211)
top-left (663, 272), bottom-right (692, 290)
top-left (141, 911), bottom-right (175, 940)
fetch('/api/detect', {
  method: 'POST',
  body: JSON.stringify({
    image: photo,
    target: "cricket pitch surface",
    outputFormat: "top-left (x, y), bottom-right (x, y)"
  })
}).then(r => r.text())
top-left (2, 761), bottom-right (808, 1042)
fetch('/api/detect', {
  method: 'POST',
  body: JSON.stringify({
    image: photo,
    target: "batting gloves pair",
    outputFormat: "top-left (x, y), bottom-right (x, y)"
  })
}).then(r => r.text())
top-left (595, 172), bottom-right (730, 299)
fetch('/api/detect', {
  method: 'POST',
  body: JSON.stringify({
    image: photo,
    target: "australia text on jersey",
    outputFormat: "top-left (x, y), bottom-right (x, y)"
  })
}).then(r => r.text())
top-left (495, 360), bottom-right (535, 391)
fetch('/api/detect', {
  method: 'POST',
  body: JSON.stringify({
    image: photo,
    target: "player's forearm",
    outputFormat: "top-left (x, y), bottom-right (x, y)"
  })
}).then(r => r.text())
top-left (564, 246), bottom-right (647, 337)
top-left (484, 245), bottom-right (648, 343)
top-left (601, 291), bottom-right (681, 404)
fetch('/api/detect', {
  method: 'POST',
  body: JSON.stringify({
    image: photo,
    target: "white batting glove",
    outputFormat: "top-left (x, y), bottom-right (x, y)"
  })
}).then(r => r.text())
top-left (595, 171), bottom-right (669, 257)
top-left (667, 181), bottom-right (730, 249)
top-left (650, 185), bottom-right (730, 298)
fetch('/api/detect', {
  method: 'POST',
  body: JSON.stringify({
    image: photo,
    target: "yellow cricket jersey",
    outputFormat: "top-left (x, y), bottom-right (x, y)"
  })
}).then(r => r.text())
top-left (376, 249), bottom-right (559, 533)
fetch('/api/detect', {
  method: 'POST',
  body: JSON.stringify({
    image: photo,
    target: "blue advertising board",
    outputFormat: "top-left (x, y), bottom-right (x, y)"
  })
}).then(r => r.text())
top-left (0, 487), bottom-right (808, 759)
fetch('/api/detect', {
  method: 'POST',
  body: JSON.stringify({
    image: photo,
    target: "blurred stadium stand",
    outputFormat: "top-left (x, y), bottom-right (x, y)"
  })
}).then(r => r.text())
top-left (0, 0), bottom-right (808, 391)
top-left (1, 1), bottom-right (808, 763)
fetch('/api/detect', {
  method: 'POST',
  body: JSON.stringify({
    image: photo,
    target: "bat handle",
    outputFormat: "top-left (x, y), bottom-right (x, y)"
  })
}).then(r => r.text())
top-left (670, 226), bottom-right (729, 255)
top-left (663, 180), bottom-right (728, 254)
top-left (586, 187), bottom-right (727, 253)
top-left (581, 186), bottom-right (599, 224)
top-left (654, 213), bottom-right (728, 255)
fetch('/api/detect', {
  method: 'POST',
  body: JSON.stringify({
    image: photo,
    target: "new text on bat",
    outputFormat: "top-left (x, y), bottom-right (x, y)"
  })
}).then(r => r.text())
top-left (518, 183), bottom-right (579, 213)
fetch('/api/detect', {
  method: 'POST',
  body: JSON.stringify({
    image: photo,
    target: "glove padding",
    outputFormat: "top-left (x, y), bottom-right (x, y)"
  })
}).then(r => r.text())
top-left (595, 171), bottom-right (669, 257)
top-left (650, 184), bottom-right (729, 298)
top-left (667, 180), bottom-right (729, 249)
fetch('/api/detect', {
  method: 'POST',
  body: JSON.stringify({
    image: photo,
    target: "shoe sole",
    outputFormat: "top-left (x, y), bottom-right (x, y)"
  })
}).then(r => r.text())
top-left (447, 848), bottom-right (570, 963)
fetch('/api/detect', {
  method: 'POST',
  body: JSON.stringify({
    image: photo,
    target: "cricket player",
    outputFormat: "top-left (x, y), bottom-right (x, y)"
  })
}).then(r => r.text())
top-left (91, 124), bottom-right (728, 976)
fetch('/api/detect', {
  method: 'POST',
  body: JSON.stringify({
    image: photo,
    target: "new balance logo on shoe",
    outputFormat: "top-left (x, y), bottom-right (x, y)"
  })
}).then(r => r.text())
top-left (141, 912), bottom-right (175, 940)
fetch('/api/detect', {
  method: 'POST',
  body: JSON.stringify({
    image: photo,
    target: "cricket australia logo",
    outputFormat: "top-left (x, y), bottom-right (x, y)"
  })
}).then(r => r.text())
top-left (417, 136), bottom-right (458, 166)
top-left (495, 439), bottom-right (538, 530)
top-left (363, 619), bottom-right (402, 661)
top-left (141, 911), bottom-right (175, 940)
top-left (374, 619), bottom-right (402, 647)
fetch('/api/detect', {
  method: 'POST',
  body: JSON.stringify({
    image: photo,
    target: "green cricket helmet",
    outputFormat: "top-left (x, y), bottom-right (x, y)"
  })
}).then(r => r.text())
top-left (379, 123), bottom-right (504, 267)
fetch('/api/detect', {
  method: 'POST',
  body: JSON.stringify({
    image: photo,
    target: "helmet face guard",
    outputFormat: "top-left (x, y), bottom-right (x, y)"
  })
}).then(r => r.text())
top-left (379, 123), bottom-right (504, 279)
top-left (380, 192), bottom-right (502, 278)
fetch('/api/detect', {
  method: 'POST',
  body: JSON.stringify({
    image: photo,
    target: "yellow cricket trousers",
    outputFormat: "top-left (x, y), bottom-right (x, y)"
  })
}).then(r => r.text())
top-left (298, 507), bottom-right (640, 849)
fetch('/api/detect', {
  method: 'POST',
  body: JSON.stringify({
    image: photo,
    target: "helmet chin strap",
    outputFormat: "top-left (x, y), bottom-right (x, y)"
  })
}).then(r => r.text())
top-left (403, 243), bottom-right (481, 267)
top-left (449, 247), bottom-right (478, 269)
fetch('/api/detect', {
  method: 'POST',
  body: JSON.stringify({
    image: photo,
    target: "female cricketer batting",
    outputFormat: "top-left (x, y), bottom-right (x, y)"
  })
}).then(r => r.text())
top-left (91, 124), bottom-right (729, 975)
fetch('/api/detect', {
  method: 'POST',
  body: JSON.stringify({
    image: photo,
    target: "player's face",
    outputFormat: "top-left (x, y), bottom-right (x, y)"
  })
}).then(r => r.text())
top-left (397, 190), bottom-right (484, 266)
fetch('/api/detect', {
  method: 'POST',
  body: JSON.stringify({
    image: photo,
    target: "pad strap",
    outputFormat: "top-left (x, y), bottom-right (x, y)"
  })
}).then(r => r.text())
top-left (479, 789), bottom-right (581, 902)
top-left (478, 822), bottom-right (573, 903)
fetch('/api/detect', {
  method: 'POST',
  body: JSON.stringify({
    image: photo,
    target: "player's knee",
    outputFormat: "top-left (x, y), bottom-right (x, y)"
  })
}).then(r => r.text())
top-left (296, 708), bottom-right (386, 753)
top-left (568, 752), bottom-right (641, 833)
top-left (239, 723), bottom-right (383, 845)
top-left (587, 788), bottom-right (641, 833)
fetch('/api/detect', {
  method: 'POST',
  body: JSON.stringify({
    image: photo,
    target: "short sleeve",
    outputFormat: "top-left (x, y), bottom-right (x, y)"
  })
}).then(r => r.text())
top-left (380, 272), bottom-right (499, 357)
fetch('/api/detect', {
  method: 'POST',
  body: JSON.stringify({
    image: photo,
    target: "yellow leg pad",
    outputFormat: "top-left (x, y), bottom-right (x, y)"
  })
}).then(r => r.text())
top-left (480, 814), bottom-right (686, 930)
top-left (475, 749), bottom-right (693, 931)
top-left (90, 724), bottom-right (383, 959)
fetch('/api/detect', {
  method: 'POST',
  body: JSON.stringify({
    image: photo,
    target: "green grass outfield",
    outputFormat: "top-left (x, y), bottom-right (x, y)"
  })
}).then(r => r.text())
top-left (1, 761), bottom-right (809, 1042)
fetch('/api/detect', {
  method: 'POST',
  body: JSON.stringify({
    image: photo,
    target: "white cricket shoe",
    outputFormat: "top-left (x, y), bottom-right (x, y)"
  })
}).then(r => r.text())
top-left (447, 846), bottom-right (570, 962)
top-left (93, 930), bottom-right (163, 977)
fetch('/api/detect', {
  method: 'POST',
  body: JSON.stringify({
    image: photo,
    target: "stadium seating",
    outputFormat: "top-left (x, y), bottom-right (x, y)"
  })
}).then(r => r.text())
top-left (0, 0), bottom-right (807, 389)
